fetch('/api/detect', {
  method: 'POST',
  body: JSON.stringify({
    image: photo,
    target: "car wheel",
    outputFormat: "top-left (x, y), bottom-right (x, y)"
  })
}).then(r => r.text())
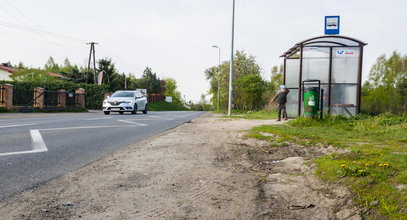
top-left (132, 104), bottom-right (138, 114)
top-left (119, 111), bottom-right (124, 115)
top-left (104, 111), bottom-right (110, 115)
top-left (143, 104), bottom-right (148, 114)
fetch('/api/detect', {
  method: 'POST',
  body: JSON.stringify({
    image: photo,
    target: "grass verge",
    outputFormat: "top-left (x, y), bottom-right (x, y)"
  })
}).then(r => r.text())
top-left (148, 101), bottom-right (190, 111)
top-left (248, 113), bottom-right (407, 219)
top-left (224, 110), bottom-right (278, 120)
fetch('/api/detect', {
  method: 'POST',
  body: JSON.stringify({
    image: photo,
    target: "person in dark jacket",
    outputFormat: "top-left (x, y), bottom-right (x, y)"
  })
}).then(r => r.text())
top-left (270, 85), bottom-right (290, 121)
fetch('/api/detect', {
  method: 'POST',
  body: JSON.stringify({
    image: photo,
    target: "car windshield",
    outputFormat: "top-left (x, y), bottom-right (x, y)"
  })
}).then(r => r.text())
top-left (111, 91), bottom-right (135, 98)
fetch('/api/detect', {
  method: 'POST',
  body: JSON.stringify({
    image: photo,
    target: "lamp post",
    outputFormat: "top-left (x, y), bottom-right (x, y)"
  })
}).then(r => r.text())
top-left (212, 45), bottom-right (221, 111)
top-left (228, 0), bottom-right (235, 116)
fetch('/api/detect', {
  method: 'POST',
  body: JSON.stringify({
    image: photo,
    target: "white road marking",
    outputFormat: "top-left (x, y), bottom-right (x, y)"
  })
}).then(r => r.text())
top-left (30, 130), bottom-right (48, 152)
top-left (124, 118), bottom-right (172, 121)
top-left (0, 130), bottom-right (48, 157)
top-left (148, 116), bottom-right (173, 120)
top-left (117, 120), bottom-right (147, 126)
top-left (85, 117), bottom-right (112, 120)
top-left (0, 124), bottom-right (35, 129)
top-left (39, 125), bottom-right (141, 131)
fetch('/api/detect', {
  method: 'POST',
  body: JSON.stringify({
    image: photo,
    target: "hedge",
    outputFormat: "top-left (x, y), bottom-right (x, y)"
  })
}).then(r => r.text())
top-left (0, 81), bottom-right (109, 109)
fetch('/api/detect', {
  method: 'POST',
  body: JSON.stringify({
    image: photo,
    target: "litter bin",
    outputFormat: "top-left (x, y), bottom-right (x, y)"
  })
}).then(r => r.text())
top-left (303, 87), bottom-right (319, 117)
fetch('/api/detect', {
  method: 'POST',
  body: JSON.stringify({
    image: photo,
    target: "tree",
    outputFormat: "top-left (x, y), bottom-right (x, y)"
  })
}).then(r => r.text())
top-left (270, 64), bottom-right (283, 90)
top-left (205, 50), bottom-right (267, 111)
top-left (362, 51), bottom-right (407, 114)
top-left (60, 66), bottom-right (88, 83)
top-left (11, 69), bottom-right (62, 83)
top-left (16, 62), bottom-right (27, 69)
top-left (97, 58), bottom-right (117, 84)
top-left (44, 56), bottom-right (60, 73)
top-left (60, 58), bottom-right (74, 73)
top-left (126, 74), bottom-right (142, 90)
top-left (140, 67), bottom-right (162, 94)
top-left (205, 64), bottom-right (229, 110)
top-left (164, 78), bottom-right (182, 103)
top-left (234, 74), bottom-right (267, 111)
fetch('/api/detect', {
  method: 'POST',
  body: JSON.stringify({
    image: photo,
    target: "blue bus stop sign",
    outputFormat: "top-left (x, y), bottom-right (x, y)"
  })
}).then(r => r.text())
top-left (325, 16), bottom-right (340, 35)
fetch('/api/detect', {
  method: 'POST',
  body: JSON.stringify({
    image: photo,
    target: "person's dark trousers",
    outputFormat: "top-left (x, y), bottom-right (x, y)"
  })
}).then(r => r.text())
top-left (277, 103), bottom-right (288, 121)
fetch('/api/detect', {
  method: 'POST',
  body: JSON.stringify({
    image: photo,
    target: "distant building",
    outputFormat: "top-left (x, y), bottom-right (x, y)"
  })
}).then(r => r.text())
top-left (0, 63), bottom-right (65, 81)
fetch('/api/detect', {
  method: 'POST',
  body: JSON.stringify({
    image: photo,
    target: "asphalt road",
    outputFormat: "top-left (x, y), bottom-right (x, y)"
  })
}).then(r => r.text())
top-left (0, 111), bottom-right (204, 201)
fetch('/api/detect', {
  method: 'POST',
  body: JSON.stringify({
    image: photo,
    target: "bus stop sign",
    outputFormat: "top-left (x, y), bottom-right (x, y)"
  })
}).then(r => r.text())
top-left (325, 16), bottom-right (340, 35)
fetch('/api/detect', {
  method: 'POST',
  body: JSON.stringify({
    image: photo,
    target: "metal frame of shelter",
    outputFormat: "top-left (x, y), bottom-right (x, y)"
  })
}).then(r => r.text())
top-left (280, 35), bottom-right (367, 117)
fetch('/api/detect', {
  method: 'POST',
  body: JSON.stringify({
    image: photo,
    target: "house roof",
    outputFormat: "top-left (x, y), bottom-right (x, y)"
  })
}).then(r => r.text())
top-left (0, 65), bottom-right (65, 78)
top-left (47, 71), bottom-right (65, 78)
top-left (0, 65), bottom-right (17, 73)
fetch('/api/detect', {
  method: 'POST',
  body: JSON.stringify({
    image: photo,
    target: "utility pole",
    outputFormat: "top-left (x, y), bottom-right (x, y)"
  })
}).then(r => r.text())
top-left (228, 0), bottom-right (235, 116)
top-left (86, 42), bottom-right (98, 84)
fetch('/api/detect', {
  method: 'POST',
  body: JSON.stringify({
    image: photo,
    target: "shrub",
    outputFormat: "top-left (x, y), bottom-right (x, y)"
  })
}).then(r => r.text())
top-left (1, 81), bottom-right (109, 109)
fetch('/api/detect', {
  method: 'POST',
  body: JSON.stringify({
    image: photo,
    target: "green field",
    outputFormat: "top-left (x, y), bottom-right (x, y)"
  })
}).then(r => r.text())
top-left (248, 113), bottom-right (407, 219)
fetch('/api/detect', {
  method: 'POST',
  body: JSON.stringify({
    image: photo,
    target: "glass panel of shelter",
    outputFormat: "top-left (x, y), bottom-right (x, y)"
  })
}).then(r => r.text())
top-left (300, 47), bottom-right (330, 116)
top-left (331, 47), bottom-right (360, 83)
top-left (285, 59), bottom-right (300, 88)
top-left (302, 47), bottom-right (330, 84)
top-left (330, 84), bottom-right (358, 116)
top-left (286, 89), bottom-right (299, 117)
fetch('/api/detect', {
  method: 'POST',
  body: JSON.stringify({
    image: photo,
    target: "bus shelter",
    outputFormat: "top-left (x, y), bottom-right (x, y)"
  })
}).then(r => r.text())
top-left (280, 35), bottom-right (367, 117)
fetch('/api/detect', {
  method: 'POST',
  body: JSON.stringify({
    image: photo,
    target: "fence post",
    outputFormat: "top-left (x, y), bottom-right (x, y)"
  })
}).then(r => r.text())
top-left (75, 88), bottom-right (85, 108)
top-left (2, 84), bottom-right (14, 109)
top-left (33, 87), bottom-right (45, 109)
top-left (58, 89), bottom-right (66, 108)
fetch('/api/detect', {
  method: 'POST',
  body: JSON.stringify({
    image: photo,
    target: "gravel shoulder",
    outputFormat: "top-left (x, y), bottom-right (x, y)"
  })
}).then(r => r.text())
top-left (0, 113), bottom-right (360, 220)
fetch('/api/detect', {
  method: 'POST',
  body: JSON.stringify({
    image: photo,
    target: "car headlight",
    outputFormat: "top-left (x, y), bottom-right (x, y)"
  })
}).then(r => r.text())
top-left (123, 100), bottom-right (133, 103)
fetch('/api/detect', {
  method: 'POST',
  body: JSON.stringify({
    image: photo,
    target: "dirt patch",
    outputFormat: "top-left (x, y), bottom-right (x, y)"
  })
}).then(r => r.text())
top-left (0, 113), bottom-right (360, 219)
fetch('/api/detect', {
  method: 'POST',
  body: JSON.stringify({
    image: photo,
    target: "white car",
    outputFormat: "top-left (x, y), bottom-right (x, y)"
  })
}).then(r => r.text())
top-left (103, 90), bottom-right (148, 115)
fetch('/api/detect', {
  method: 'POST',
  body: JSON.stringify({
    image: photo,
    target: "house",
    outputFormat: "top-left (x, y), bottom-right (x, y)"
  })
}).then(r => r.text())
top-left (0, 64), bottom-right (16, 81)
top-left (0, 63), bottom-right (65, 81)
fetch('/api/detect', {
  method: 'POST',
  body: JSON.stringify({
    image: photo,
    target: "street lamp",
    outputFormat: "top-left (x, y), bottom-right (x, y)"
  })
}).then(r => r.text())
top-left (228, 0), bottom-right (235, 116)
top-left (212, 45), bottom-right (221, 111)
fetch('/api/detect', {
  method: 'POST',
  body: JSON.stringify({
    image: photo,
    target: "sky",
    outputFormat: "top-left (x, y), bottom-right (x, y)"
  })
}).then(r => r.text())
top-left (0, 0), bottom-right (406, 102)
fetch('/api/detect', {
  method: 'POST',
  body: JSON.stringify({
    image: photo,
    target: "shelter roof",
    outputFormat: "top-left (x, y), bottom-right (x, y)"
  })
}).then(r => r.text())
top-left (280, 35), bottom-right (367, 58)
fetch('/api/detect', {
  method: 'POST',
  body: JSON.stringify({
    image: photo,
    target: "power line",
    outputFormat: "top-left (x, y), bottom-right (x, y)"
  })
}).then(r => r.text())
top-left (0, 1), bottom-right (87, 52)
top-left (4, 0), bottom-right (45, 30)
top-left (99, 45), bottom-right (145, 75)
top-left (0, 30), bottom-right (85, 54)
top-left (2, 0), bottom-right (87, 44)
top-left (0, 21), bottom-right (86, 44)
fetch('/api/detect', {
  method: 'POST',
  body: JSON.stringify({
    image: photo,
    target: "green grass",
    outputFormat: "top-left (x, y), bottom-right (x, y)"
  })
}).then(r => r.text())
top-left (224, 110), bottom-right (278, 120)
top-left (148, 101), bottom-right (190, 111)
top-left (248, 113), bottom-right (407, 219)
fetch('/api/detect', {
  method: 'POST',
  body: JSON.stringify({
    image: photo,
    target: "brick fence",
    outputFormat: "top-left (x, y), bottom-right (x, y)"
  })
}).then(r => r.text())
top-left (0, 84), bottom-right (85, 110)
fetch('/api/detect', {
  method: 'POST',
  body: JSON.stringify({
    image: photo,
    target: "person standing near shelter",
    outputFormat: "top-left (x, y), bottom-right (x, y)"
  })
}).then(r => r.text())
top-left (270, 85), bottom-right (290, 121)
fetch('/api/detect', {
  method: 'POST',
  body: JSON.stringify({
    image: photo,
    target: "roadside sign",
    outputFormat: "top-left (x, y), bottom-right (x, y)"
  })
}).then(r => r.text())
top-left (325, 16), bottom-right (340, 35)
